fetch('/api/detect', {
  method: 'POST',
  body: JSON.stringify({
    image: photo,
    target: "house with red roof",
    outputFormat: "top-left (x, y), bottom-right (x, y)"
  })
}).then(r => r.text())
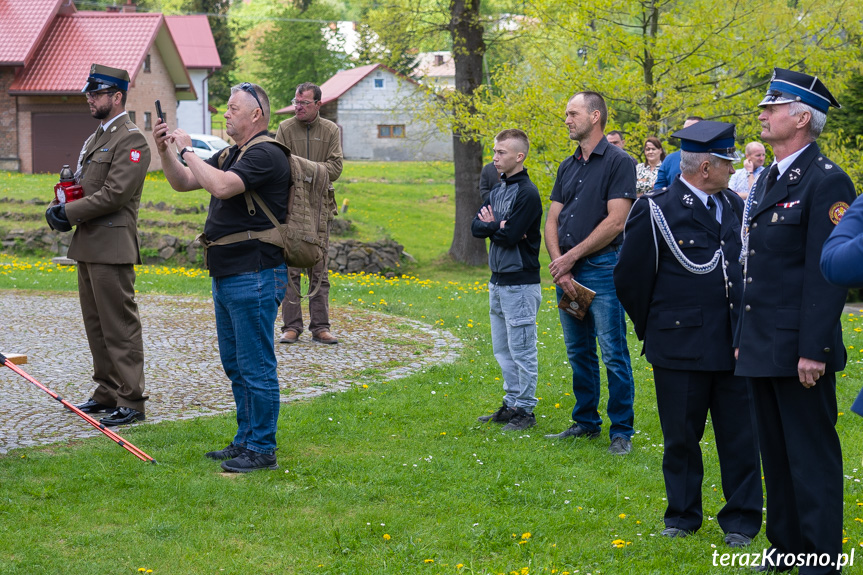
top-left (165, 15), bottom-right (221, 135)
top-left (0, 0), bottom-right (195, 173)
top-left (275, 64), bottom-right (452, 162)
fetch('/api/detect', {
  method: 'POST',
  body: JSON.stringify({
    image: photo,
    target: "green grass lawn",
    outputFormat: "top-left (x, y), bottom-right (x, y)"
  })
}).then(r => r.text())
top-left (2, 164), bottom-right (863, 574)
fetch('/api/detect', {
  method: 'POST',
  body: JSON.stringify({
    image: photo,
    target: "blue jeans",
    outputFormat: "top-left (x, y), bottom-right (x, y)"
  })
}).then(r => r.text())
top-left (212, 265), bottom-right (287, 454)
top-left (557, 250), bottom-right (635, 439)
top-left (489, 282), bottom-right (541, 411)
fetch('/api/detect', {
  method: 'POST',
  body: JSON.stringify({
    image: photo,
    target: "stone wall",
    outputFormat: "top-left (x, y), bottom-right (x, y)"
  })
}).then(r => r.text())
top-left (327, 239), bottom-right (406, 275)
top-left (1, 226), bottom-right (409, 276)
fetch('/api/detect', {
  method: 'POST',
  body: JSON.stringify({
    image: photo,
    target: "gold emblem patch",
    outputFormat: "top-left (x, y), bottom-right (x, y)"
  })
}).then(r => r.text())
top-left (829, 201), bottom-right (849, 225)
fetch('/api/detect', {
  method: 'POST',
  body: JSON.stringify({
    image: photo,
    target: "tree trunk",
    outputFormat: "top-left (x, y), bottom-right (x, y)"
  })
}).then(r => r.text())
top-left (447, 0), bottom-right (487, 266)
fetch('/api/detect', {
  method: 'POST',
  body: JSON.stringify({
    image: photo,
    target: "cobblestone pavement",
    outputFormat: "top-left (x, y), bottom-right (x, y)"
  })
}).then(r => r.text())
top-left (0, 291), bottom-right (461, 454)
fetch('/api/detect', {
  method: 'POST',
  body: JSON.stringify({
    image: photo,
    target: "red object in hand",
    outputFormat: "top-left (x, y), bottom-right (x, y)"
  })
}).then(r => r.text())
top-left (54, 164), bottom-right (84, 204)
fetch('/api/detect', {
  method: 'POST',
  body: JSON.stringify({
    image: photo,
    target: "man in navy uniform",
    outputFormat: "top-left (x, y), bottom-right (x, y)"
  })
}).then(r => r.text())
top-left (614, 121), bottom-right (762, 547)
top-left (735, 68), bottom-right (855, 573)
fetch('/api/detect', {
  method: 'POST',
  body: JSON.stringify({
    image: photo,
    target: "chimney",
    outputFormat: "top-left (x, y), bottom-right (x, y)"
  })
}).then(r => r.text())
top-left (121, 1), bottom-right (137, 12)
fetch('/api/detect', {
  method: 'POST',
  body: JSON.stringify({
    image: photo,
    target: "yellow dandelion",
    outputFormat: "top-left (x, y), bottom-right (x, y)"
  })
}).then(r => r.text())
top-left (521, 532), bottom-right (531, 540)
top-left (383, 533), bottom-right (391, 541)
top-left (619, 513), bottom-right (626, 519)
top-left (424, 559), bottom-right (435, 563)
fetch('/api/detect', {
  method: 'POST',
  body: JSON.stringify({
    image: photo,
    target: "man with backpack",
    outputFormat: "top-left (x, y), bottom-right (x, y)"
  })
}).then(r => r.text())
top-left (154, 82), bottom-right (291, 473)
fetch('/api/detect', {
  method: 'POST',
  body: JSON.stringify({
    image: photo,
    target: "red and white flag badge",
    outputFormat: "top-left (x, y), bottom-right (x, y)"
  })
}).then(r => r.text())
top-left (130, 149), bottom-right (141, 163)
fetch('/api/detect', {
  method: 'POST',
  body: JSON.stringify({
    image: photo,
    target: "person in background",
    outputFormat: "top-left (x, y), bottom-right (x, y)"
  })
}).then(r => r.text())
top-left (635, 136), bottom-right (666, 195)
top-left (472, 129), bottom-right (543, 432)
top-left (728, 142), bottom-right (767, 200)
top-left (479, 160), bottom-right (501, 204)
top-left (543, 91), bottom-right (637, 456)
top-left (607, 130), bottom-right (637, 163)
top-left (276, 82), bottom-right (342, 346)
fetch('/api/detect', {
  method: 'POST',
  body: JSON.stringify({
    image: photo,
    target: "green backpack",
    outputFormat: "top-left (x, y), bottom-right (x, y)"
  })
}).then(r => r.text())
top-left (198, 135), bottom-right (334, 298)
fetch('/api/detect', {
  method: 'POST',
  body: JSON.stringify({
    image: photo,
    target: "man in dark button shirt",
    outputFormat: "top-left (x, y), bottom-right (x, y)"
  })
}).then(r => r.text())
top-left (735, 68), bottom-right (855, 574)
top-left (543, 90), bottom-right (637, 456)
top-left (155, 82), bottom-right (291, 473)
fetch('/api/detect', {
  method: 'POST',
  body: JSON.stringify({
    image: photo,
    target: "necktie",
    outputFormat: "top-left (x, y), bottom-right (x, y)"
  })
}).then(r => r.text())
top-left (95, 126), bottom-right (104, 140)
top-left (706, 195), bottom-right (718, 224)
top-left (764, 164), bottom-right (779, 194)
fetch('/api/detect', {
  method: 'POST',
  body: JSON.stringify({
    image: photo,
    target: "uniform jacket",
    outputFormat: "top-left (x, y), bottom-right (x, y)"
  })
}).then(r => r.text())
top-left (734, 143), bottom-right (854, 377)
top-left (65, 116), bottom-right (150, 265)
top-left (614, 178), bottom-right (744, 371)
top-left (275, 114), bottom-right (343, 182)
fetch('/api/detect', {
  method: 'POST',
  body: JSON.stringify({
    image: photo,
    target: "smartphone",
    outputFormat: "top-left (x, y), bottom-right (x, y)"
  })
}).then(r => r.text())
top-left (155, 99), bottom-right (164, 123)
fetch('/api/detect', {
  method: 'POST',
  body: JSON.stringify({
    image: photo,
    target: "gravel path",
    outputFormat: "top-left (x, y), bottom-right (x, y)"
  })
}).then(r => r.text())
top-left (0, 291), bottom-right (461, 453)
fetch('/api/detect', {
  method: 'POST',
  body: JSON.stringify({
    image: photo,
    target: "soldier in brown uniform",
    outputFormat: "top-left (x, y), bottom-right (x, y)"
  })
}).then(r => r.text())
top-left (45, 64), bottom-right (150, 426)
top-left (275, 82), bottom-right (343, 345)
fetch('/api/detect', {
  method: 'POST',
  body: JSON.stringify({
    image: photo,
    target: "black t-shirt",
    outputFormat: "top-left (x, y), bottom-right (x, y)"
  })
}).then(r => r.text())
top-left (550, 137), bottom-right (636, 254)
top-left (203, 132), bottom-right (292, 277)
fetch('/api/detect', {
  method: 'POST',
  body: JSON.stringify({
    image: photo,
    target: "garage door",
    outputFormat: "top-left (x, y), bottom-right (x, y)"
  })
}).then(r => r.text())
top-left (32, 113), bottom-right (99, 174)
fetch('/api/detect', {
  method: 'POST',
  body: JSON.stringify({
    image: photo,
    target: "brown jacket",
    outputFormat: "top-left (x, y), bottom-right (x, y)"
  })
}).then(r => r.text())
top-left (65, 115), bottom-right (149, 264)
top-left (275, 114), bottom-right (343, 183)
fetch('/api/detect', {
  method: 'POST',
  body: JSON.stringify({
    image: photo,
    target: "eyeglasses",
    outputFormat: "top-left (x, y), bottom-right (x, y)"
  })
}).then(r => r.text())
top-left (85, 90), bottom-right (117, 101)
top-left (291, 98), bottom-right (317, 107)
top-left (239, 82), bottom-right (264, 112)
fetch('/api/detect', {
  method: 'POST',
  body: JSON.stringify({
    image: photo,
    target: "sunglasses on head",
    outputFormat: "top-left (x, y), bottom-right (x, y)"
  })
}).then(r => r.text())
top-left (240, 82), bottom-right (264, 112)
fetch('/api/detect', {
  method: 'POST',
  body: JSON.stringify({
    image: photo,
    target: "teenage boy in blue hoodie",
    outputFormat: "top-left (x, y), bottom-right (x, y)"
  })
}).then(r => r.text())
top-left (472, 129), bottom-right (543, 431)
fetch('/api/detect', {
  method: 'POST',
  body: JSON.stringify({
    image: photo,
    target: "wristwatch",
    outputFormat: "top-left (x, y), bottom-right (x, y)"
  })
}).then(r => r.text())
top-left (180, 146), bottom-right (195, 159)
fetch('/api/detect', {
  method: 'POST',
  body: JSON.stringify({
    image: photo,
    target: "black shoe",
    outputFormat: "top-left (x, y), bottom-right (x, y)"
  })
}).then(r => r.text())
top-left (661, 527), bottom-right (692, 538)
top-left (220, 448), bottom-right (278, 473)
top-left (100, 407), bottom-right (145, 426)
top-left (502, 408), bottom-right (536, 431)
top-left (544, 422), bottom-right (600, 439)
top-left (206, 443), bottom-right (245, 461)
top-left (74, 397), bottom-right (114, 414)
top-left (724, 532), bottom-right (752, 548)
top-left (477, 402), bottom-right (515, 423)
top-left (608, 436), bottom-right (632, 455)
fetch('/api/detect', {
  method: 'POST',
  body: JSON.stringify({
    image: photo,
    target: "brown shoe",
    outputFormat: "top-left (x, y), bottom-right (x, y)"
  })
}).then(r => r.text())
top-left (312, 331), bottom-right (339, 344)
top-left (279, 329), bottom-right (299, 344)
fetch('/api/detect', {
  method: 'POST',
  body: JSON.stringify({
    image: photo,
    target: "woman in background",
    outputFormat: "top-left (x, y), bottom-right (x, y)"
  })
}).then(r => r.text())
top-left (636, 137), bottom-right (666, 195)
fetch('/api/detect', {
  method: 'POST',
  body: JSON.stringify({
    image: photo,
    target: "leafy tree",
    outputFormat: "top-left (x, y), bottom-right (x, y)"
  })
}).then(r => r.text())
top-left (363, 0), bottom-right (521, 265)
top-left (456, 0), bottom-right (863, 193)
top-left (256, 4), bottom-right (347, 113)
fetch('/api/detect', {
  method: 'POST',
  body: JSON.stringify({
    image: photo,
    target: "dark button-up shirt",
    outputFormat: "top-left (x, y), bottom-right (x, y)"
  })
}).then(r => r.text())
top-left (550, 137), bottom-right (637, 253)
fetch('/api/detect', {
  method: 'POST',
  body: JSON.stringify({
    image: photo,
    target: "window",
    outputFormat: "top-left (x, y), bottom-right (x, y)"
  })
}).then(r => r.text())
top-left (374, 78), bottom-right (384, 89)
top-left (128, 111), bottom-right (136, 124)
top-left (144, 111), bottom-right (152, 130)
top-left (143, 54), bottom-right (151, 73)
top-left (434, 54), bottom-right (444, 66)
top-left (378, 125), bottom-right (405, 138)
